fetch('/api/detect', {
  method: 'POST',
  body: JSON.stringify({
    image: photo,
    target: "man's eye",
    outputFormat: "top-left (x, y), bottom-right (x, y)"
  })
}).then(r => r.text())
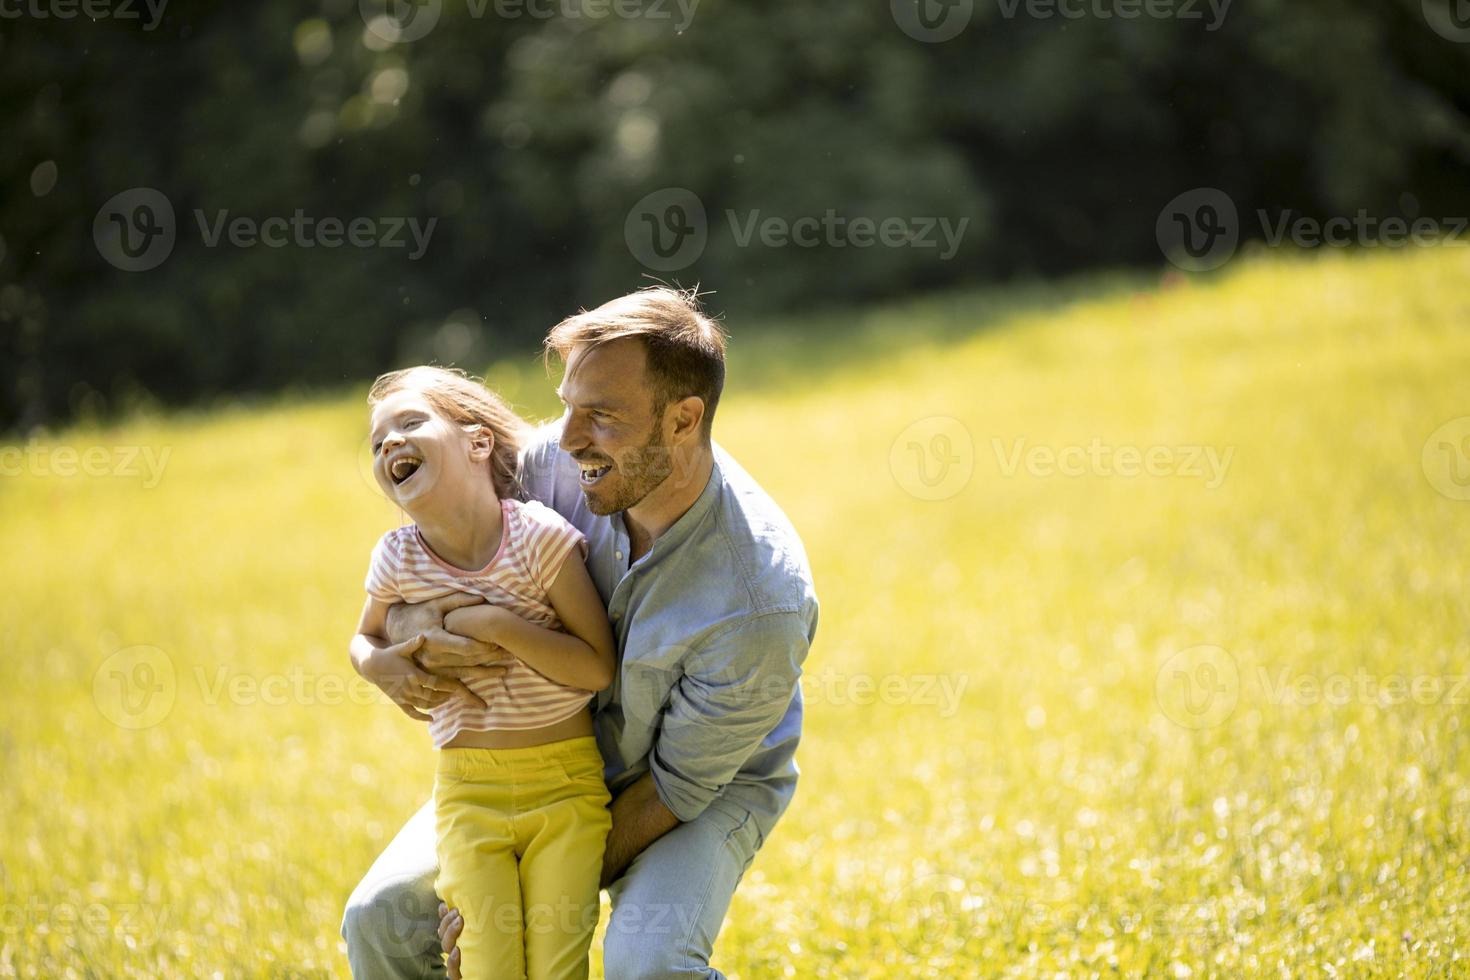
top-left (372, 441), bottom-right (382, 454)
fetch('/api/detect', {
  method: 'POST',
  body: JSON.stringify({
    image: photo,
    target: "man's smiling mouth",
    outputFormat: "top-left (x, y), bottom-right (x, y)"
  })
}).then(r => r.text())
top-left (389, 455), bottom-right (423, 485)
top-left (578, 460), bottom-right (612, 487)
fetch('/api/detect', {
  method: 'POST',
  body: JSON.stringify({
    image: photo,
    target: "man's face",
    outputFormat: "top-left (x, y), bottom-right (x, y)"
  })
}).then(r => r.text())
top-left (557, 338), bottom-right (675, 516)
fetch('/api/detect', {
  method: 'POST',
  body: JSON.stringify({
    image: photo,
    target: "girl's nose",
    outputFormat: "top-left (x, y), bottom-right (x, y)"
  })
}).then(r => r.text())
top-left (381, 432), bottom-right (406, 454)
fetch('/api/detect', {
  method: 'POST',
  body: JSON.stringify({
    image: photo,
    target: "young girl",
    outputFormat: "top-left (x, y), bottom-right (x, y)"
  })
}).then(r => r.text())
top-left (349, 366), bottom-right (615, 980)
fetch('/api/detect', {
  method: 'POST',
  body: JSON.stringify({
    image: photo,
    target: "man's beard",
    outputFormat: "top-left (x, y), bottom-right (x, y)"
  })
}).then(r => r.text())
top-left (580, 427), bottom-right (675, 516)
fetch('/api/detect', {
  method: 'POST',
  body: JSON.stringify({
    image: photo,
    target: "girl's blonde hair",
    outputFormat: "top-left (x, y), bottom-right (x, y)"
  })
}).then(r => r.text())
top-left (367, 366), bottom-right (526, 499)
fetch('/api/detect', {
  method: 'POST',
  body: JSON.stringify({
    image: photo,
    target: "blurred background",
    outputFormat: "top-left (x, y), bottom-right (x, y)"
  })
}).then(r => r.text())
top-left (3, 0), bottom-right (1469, 430)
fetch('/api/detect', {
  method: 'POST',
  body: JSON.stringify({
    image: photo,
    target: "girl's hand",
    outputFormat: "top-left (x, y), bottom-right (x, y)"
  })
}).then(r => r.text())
top-left (442, 604), bottom-right (521, 647)
top-left (362, 635), bottom-right (487, 719)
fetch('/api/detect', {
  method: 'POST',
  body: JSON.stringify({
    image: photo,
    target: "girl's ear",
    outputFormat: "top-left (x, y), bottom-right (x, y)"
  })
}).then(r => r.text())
top-left (464, 424), bottom-right (494, 462)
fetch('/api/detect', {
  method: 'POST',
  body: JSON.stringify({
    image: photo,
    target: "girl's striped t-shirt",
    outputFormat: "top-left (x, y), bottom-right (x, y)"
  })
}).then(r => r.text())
top-left (364, 497), bottom-right (594, 747)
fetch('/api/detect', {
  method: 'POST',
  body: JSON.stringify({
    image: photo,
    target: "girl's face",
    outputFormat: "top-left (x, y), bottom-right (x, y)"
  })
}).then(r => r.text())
top-left (368, 388), bottom-right (490, 511)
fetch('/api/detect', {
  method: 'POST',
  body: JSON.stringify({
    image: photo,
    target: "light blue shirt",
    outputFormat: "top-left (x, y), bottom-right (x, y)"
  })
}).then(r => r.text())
top-left (518, 424), bottom-right (818, 842)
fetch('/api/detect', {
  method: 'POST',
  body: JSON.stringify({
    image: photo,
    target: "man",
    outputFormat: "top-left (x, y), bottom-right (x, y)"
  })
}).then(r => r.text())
top-left (342, 286), bottom-right (819, 979)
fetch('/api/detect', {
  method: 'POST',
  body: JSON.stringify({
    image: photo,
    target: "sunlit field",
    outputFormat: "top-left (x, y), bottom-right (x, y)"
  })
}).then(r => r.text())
top-left (2, 246), bottom-right (1468, 978)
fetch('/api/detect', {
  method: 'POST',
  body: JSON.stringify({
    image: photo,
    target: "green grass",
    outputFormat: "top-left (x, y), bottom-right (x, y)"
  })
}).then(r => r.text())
top-left (3, 245), bottom-right (1469, 978)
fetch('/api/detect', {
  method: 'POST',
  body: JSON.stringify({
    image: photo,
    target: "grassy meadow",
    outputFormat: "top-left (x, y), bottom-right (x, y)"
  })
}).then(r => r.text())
top-left (2, 245), bottom-right (1469, 977)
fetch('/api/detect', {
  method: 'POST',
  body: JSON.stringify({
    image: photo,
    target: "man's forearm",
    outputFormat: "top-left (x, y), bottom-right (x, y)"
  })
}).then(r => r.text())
top-left (601, 772), bottom-right (681, 888)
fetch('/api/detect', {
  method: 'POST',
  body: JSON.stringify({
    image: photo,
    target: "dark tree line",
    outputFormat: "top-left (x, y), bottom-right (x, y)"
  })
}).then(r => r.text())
top-left (2, 0), bottom-right (1467, 429)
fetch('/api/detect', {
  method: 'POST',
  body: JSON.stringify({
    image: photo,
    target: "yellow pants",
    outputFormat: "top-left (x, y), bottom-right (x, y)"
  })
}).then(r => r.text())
top-left (433, 736), bottom-right (612, 980)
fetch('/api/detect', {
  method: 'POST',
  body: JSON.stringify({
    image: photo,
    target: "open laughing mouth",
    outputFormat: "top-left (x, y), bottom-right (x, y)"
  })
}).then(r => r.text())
top-left (388, 454), bottom-right (423, 487)
top-left (577, 460), bottom-right (612, 487)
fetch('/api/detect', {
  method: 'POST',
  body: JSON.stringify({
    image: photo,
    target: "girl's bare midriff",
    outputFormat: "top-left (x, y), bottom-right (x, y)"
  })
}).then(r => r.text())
top-left (442, 703), bottom-right (594, 749)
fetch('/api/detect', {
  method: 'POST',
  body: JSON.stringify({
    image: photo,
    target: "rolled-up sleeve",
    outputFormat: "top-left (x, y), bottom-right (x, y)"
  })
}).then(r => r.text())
top-left (648, 610), bottom-right (810, 822)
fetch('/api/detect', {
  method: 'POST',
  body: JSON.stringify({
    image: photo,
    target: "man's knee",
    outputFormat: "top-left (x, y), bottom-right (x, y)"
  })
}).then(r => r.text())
top-left (603, 920), bottom-right (708, 980)
top-left (341, 871), bottom-right (442, 974)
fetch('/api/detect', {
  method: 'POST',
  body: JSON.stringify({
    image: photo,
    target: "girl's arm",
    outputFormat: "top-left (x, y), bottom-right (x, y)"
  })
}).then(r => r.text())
top-left (442, 558), bottom-right (615, 692)
top-left (350, 597), bottom-right (484, 719)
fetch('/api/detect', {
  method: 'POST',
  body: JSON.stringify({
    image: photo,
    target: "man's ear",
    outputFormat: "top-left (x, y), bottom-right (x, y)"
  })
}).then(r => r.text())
top-left (667, 395), bottom-right (706, 446)
top-left (465, 424), bottom-right (494, 461)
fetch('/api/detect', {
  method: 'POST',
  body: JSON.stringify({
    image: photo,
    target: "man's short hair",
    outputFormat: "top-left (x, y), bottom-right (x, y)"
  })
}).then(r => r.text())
top-left (545, 286), bottom-right (728, 439)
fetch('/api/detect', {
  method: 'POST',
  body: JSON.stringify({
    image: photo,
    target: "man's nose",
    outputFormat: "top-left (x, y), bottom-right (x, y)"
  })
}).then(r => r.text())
top-left (380, 432), bottom-right (406, 454)
top-left (559, 414), bottom-right (589, 455)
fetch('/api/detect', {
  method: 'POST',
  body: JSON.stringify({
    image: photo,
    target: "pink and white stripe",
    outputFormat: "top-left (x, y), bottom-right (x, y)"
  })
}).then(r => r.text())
top-left (365, 497), bottom-right (594, 747)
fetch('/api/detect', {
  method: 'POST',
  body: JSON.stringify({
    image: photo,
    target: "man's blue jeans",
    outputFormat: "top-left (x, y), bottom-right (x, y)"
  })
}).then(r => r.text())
top-left (341, 794), bottom-right (765, 979)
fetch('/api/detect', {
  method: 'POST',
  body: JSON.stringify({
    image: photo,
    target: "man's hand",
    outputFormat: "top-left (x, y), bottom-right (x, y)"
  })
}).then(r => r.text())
top-left (417, 626), bottom-right (516, 677)
top-left (384, 592), bottom-right (483, 645)
top-left (600, 772), bottom-right (681, 889)
top-left (438, 902), bottom-right (464, 980)
top-left (359, 636), bottom-right (485, 720)
top-left (386, 593), bottom-right (517, 683)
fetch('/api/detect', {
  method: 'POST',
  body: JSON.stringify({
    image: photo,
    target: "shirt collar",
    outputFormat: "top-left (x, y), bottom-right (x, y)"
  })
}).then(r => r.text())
top-left (631, 451), bottom-right (722, 562)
